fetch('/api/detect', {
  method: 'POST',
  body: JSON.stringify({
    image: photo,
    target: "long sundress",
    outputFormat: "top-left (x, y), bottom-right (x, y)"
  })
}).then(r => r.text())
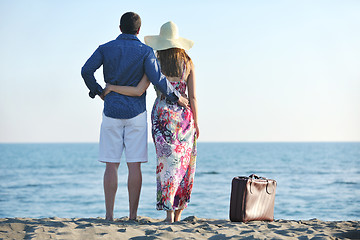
top-left (151, 70), bottom-right (197, 211)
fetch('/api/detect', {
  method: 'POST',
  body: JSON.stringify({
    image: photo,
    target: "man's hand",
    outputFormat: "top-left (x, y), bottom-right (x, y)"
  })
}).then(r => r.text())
top-left (177, 95), bottom-right (189, 108)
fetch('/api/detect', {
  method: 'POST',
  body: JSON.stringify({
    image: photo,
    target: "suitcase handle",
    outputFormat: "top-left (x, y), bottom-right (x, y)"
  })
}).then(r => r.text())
top-left (266, 181), bottom-right (276, 194)
top-left (249, 180), bottom-right (275, 195)
top-left (248, 175), bottom-right (276, 195)
top-left (249, 174), bottom-right (266, 180)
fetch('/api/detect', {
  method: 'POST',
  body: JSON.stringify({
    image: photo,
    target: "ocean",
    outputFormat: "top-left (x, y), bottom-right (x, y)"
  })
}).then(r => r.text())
top-left (0, 142), bottom-right (359, 221)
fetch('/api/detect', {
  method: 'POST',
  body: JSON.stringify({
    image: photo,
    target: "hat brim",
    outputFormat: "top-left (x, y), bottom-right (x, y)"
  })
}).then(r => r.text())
top-left (144, 35), bottom-right (194, 51)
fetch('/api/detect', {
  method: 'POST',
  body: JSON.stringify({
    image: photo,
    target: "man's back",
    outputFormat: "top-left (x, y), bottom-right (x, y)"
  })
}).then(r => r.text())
top-left (82, 33), bottom-right (153, 119)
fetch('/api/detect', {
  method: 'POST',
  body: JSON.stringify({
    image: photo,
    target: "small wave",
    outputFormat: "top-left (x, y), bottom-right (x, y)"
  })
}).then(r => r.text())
top-left (333, 181), bottom-right (358, 185)
top-left (8, 184), bottom-right (41, 189)
top-left (7, 183), bottom-right (58, 189)
top-left (197, 171), bottom-right (220, 175)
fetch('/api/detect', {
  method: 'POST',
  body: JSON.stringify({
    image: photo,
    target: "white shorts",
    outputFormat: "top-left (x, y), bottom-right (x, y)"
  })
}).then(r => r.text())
top-left (98, 111), bottom-right (148, 163)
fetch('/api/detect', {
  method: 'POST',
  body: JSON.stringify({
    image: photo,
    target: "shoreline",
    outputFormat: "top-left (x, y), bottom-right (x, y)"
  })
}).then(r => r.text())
top-left (1, 216), bottom-right (359, 239)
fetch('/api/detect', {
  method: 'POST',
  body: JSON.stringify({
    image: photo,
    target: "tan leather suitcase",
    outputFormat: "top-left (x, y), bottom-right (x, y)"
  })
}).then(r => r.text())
top-left (229, 174), bottom-right (277, 222)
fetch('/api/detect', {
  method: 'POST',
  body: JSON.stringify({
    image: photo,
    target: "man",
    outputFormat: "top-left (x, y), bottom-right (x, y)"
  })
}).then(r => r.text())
top-left (81, 12), bottom-right (188, 221)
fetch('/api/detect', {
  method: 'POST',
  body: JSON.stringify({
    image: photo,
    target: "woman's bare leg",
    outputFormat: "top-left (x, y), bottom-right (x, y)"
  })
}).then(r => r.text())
top-left (174, 209), bottom-right (183, 222)
top-left (165, 210), bottom-right (174, 223)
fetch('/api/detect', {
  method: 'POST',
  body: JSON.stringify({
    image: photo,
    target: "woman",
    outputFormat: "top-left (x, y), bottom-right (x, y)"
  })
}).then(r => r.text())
top-left (103, 21), bottom-right (198, 223)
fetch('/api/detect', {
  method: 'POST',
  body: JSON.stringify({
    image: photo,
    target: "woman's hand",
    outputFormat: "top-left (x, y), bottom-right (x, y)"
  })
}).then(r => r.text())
top-left (100, 83), bottom-right (113, 100)
top-left (195, 123), bottom-right (200, 139)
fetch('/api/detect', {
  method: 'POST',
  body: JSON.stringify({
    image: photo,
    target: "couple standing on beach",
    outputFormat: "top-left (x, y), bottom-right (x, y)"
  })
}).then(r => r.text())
top-left (81, 12), bottom-right (199, 223)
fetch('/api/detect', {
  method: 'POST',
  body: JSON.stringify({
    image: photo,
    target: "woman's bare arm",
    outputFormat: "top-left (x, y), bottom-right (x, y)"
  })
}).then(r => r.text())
top-left (187, 63), bottom-right (199, 138)
top-left (102, 74), bottom-right (150, 98)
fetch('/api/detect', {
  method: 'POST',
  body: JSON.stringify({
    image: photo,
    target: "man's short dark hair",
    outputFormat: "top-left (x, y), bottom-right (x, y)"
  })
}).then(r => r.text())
top-left (120, 12), bottom-right (141, 35)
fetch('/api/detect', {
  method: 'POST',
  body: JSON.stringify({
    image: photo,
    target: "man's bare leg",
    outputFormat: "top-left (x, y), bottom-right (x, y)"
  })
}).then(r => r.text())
top-left (127, 162), bottom-right (142, 220)
top-left (104, 162), bottom-right (120, 221)
top-left (174, 209), bottom-right (183, 222)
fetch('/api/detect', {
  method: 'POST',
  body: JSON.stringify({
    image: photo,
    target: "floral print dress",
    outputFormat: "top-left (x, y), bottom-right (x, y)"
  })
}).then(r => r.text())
top-left (151, 70), bottom-right (197, 211)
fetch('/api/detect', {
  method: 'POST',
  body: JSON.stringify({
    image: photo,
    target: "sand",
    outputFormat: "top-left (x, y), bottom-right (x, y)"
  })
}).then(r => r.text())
top-left (0, 216), bottom-right (359, 240)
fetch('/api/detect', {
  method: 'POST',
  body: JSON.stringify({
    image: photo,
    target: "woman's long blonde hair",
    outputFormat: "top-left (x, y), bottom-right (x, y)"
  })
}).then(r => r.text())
top-left (156, 48), bottom-right (192, 78)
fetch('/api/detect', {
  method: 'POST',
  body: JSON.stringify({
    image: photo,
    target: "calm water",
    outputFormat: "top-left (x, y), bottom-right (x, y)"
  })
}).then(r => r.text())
top-left (0, 142), bottom-right (359, 221)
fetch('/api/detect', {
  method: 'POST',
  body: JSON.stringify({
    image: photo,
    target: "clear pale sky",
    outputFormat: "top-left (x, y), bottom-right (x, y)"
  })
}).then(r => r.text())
top-left (1, 0), bottom-right (359, 143)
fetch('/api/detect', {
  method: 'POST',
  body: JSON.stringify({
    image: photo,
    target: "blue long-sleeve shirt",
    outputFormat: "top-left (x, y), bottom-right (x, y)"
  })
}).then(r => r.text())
top-left (81, 34), bottom-right (180, 119)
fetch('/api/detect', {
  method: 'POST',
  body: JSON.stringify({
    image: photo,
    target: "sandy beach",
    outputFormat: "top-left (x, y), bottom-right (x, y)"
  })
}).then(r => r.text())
top-left (0, 216), bottom-right (359, 240)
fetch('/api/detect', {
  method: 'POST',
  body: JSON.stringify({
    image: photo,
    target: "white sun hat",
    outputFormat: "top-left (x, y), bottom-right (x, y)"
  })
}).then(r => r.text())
top-left (144, 21), bottom-right (194, 51)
